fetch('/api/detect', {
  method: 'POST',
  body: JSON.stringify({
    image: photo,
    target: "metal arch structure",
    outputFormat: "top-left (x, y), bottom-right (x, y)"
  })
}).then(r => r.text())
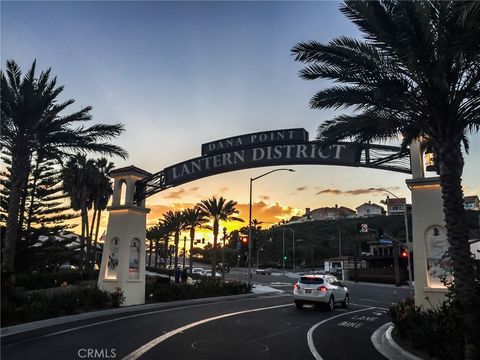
top-left (134, 129), bottom-right (411, 204)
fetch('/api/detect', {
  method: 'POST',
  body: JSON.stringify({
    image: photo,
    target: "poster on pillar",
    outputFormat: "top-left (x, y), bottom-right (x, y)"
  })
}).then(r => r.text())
top-left (425, 225), bottom-right (453, 287)
top-left (129, 239), bottom-right (140, 280)
top-left (106, 238), bottom-right (119, 280)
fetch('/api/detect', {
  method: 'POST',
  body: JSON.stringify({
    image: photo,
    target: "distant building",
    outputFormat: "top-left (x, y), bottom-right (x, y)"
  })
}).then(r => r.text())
top-left (385, 196), bottom-right (408, 216)
top-left (356, 201), bottom-right (386, 218)
top-left (464, 195), bottom-right (479, 211)
top-left (288, 205), bottom-right (356, 223)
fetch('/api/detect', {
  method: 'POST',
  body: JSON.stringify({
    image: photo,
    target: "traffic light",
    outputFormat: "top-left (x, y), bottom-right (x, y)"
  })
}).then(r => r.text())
top-left (401, 249), bottom-right (408, 258)
top-left (378, 228), bottom-right (384, 239)
top-left (356, 223), bottom-right (362, 233)
top-left (241, 236), bottom-right (248, 245)
top-left (283, 255), bottom-right (288, 261)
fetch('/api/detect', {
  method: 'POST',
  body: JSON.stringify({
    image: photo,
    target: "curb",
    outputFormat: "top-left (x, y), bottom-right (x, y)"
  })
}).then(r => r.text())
top-left (1, 291), bottom-right (284, 338)
top-left (371, 322), bottom-right (422, 360)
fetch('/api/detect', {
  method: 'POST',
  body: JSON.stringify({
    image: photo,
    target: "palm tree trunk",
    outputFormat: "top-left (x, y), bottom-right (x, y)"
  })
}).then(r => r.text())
top-left (174, 232), bottom-right (179, 269)
top-left (148, 238), bottom-right (153, 269)
top-left (92, 208), bottom-right (102, 269)
top-left (154, 239), bottom-right (159, 269)
top-left (189, 227), bottom-right (195, 274)
top-left (83, 204), bottom-right (91, 270)
top-left (211, 221), bottom-right (219, 279)
top-left (79, 207), bottom-right (86, 270)
top-left (3, 150), bottom-right (30, 273)
top-left (438, 142), bottom-right (480, 355)
top-left (164, 235), bottom-right (169, 268)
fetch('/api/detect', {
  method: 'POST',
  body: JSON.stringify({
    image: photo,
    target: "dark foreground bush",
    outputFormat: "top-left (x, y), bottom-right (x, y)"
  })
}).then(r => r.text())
top-left (146, 278), bottom-right (251, 303)
top-left (389, 297), bottom-right (465, 359)
top-left (1, 285), bottom-right (124, 327)
top-left (13, 271), bottom-right (99, 290)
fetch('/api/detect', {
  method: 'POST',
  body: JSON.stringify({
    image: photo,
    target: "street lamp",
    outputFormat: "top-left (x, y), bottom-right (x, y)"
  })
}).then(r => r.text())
top-left (372, 187), bottom-right (413, 287)
top-left (282, 227), bottom-right (295, 273)
top-left (248, 168), bottom-right (295, 284)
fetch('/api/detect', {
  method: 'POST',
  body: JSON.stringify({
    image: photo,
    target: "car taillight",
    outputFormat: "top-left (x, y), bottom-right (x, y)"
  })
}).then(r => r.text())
top-left (317, 286), bottom-right (328, 292)
top-left (294, 283), bottom-right (300, 289)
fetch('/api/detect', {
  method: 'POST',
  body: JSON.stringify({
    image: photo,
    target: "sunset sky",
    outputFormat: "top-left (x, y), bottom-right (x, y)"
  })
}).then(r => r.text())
top-left (2, 1), bottom-right (479, 241)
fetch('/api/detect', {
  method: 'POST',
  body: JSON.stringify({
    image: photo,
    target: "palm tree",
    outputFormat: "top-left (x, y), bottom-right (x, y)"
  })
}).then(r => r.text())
top-left (183, 207), bottom-right (210, 274)
top-left (146, 225), bottom-right (160, 269)
top-left (89, 158), bottom-right (114, 268)
top-left (291, 1), bottom-right (480, 353)
top-left (1, 60), bottom-right (127, 273)
top-left (62, 155), bottom-right (96, 269)
top-left (162, 211), bottom-right (186, 270)
top-left (197, 197), bottom-right (243, 278)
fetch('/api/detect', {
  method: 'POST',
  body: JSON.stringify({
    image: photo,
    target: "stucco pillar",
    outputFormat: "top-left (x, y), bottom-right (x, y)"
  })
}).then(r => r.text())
top-left (407, 141), bottom-right (448, 308)
top-left (98, 166), bottom-right (151, 306)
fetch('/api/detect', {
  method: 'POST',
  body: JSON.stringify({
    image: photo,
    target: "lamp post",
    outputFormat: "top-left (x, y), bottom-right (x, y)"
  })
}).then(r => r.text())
top-left (374, 187), bottom-right (413, 287)
top-left (282, 227), bottom-right (295, 272)
top-left (248, 168), bottom-right (295, 285)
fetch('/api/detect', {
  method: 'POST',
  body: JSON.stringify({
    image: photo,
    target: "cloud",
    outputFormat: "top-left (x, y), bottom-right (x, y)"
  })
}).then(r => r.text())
top-left (235, 201), bottom-right (300, 225)
top-left (218, 186), bottom-right (229, 193)
top-left (163, 189), bottom-right (186, 199)
top-left (259, 195), bottom-right (270, 201)
top-left (296, 185), bottom-right (308, 191)
top-left (189, 186), bottom-right (199, 192)
top-left (316, 187), bottom-right (402, 196)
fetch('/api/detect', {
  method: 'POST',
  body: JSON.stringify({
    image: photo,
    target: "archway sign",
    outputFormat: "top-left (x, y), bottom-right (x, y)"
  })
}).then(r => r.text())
top-left (134, 128), bottom-right (410, 202)
top-left (98, 128), bottom-right (446, 308)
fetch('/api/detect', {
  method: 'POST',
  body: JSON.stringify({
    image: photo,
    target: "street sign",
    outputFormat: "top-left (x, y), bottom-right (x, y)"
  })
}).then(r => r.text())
top-left (361, 224), bottom-right (368, 233)
top-left (379, 239), bottom-right (392, 244)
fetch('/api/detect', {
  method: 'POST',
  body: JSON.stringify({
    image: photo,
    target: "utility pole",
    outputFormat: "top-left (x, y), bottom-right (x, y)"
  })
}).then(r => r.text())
top-left (338, 227), bottom-right (342, 256)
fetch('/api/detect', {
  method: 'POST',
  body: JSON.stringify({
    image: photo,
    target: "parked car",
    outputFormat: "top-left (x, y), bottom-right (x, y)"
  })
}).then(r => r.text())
top-left (191, 267), bottom-right (206, 275)
top-left (293, 274), bottom-right (349, 311)
top-left (202, 270), bottom-right (222, 278)
top-left (58, 264), bottom-right (78, 272)
top-left (255, 268), bottom-right (272, 275)
top-left (216, 263), bottom-right (230, 273)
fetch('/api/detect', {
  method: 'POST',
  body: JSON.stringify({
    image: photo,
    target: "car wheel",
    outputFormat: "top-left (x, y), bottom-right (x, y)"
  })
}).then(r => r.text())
top-left (294, 300), bottom-right (303, 310)
top-left (326, 296), bottom-right (334, 311)
top-left (341, 293), bottom-right (349, 308)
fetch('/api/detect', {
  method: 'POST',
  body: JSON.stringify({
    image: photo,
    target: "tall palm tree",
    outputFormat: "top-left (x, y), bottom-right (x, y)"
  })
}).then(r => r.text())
top-left (162, 210), bottom-right (186, 270)
top-left (89, 158), bottom-right (114, 268)
top-left (183, 207), bottom-right (210, 274)
top-left (292, 1), bottom-right (480, 353)
top-left (146, 225), bottom-right (160, 269)
top-left (197, 197), bottom-right (243, 278)
top-left (1, 60), bottom-right (127, 273)
top-left (62, 155), bottom-right (96, 269)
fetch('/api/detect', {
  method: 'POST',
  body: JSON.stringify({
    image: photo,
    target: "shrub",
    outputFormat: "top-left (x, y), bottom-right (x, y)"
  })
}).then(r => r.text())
top-left (388, 283), bottom-right (469, 359)
top-left (13, 271), bottom-right (99, 290)
top-left (146, 278), bottom-right (251, 303)
top-left (1, 285), bottom-right (124, 327)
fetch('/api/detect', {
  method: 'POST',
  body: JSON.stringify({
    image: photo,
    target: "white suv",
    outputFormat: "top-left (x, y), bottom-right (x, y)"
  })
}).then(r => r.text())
top-left (293, 274), bottom-right (349, 311)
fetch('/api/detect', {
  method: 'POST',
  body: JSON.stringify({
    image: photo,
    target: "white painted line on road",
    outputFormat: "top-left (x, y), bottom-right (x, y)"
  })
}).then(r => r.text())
top-left (307, 307), bottom-right (375, 360)
top-left (3, 294), bottom-right (290, 347)
top-left (360, 298), bottom-right (394, 305)
top-left (121, 303), bottom-right (293, 360)
top-left (350, 302), bottom-right (388, 311)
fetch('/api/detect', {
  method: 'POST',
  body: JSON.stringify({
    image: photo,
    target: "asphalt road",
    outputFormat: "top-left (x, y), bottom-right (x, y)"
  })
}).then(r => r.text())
top-left (2, 269), bottom-right (413, 360)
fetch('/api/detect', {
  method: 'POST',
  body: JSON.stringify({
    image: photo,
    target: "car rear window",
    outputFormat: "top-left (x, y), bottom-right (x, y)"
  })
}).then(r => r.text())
top-left (299, 277), bottom-right (324, 285)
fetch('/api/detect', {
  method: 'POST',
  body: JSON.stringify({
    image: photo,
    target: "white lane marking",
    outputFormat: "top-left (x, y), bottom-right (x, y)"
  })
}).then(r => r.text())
top-left (360, 298), bottom-right (394, 305)
top-left (122, 303), bottom-right (293, 360)
top-left (4, 294), bottom-right (290, 346)
top-left (307, 307), bottom-right (375, 360)
top-left (350, 302), bottom-right (388, 311)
